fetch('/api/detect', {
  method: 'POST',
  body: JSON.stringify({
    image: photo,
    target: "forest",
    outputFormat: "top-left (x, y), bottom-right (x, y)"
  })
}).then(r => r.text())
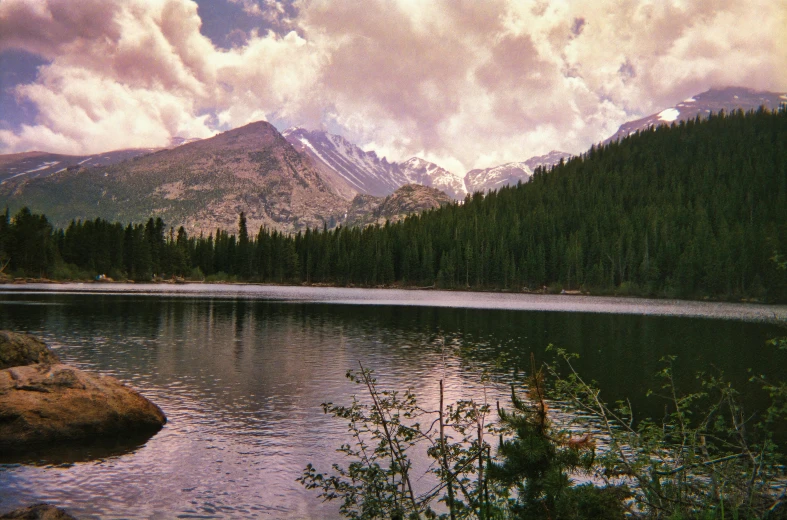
top-left (1, 108), bottom-right (786, 302)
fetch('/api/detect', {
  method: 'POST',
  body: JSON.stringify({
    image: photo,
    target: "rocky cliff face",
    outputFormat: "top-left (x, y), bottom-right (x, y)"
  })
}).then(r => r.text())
top-left (285, 127), bottom-right (579, 197)
top-left (284, 128), bottom-right (468, 200)
top-left (283, 127), bottom-right (404, 197)
top-left (344, 184), bottom-right (453, 227)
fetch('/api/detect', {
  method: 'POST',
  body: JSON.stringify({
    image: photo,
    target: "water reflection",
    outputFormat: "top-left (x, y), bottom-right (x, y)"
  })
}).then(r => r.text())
top-left (0, 435), bottom-right (153, 466)
top-left (0, 291), bottom-right (784, 519)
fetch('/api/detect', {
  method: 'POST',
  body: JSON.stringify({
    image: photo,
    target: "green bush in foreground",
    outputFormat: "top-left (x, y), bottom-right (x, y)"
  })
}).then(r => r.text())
top-left (300, 347), bottom-right (787, 519)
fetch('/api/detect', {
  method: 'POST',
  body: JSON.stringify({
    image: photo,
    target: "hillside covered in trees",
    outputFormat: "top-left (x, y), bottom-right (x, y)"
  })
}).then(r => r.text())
top-left (1, 108), bottom-right (786, 301)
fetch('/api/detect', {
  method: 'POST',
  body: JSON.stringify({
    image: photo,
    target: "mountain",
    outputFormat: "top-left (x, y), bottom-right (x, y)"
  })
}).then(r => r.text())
top-left (0, 137), bottom-right (211, 186)
top-left (463, 151), bottom-right (572, 194)
top-left (0, 149), bottom-right (159, 185)
top-left (604, 86), bottom-right (787, 144)
top-left (0, 121), bottom-right (350, 234)
top-left (466, 87), bottom-right (786, 195)
top-left (285, 126), bottom-right (581, 198)
top-left (168, 136), bottom-right (203, 147)
top-left (398, 157), bottom-right (466, 200)
top-left (465, 162), bottom-right (532, 194)
top-left (283, 128), bottom-right (405, 197)
top-left (284, 128), bottom-right (467, 200)
top-left (344, 184), bottom-right (453, 228)
top-left (524, 150), bottom-right (573, 171)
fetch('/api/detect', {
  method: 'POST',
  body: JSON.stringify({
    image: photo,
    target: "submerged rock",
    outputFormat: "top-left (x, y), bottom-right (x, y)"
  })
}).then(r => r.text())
top-left (0, 503), bottom-right (77, 519)
top-left (0, 331), bottom-right (60, 369)
top-left (0, 363), bottom-right (166, 454)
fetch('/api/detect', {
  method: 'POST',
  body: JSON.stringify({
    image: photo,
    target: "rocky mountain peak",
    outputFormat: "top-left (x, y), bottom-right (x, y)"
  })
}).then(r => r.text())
top-left (344, 183), bottom-right (453, 227)
top-left (283, 128), bottom-right (466, 200)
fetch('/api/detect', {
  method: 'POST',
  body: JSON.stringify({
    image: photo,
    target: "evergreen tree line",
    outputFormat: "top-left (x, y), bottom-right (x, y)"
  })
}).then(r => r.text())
top-left (1, 108), bottom-right (786, 301)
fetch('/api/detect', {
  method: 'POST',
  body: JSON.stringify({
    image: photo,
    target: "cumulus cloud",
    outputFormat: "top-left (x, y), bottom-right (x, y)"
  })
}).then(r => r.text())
top-left (0, 0), bottom-right (785, 172)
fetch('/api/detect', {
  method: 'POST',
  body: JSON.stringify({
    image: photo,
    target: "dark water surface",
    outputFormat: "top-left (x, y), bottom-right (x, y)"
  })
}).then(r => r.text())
top-left (0, 285), bottom-right (785, 518)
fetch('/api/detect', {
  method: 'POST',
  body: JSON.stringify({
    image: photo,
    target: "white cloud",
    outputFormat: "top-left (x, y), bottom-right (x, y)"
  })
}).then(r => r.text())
top-left (0, 0), bottom-right (784, 171)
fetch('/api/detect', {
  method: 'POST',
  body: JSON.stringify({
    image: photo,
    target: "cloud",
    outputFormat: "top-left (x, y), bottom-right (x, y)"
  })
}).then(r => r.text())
top-left (0, 0), bottom-right (784, 172)
top-left (0, 0), bottom-right (319, 154)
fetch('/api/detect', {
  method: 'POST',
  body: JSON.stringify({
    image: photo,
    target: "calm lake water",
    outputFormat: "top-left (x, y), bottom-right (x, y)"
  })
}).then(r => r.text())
top-left (1, 284), bottom-right (785, 518)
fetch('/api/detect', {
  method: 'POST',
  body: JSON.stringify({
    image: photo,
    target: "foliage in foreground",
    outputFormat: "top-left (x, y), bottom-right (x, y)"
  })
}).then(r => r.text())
top-left (300, 348), bottom-right (787, 519)
top-left (548, 346), bottom-right (787, 519)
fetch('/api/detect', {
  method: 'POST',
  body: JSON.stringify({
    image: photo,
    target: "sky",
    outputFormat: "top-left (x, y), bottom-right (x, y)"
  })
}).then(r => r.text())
top-left (0, 0), bottom-right (785, 174)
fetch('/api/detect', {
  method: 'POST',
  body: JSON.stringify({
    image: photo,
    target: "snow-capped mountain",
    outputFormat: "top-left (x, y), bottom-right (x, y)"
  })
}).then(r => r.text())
top-left (283, 128), bottom-right (407, 197)
top-left (465, 162), bottom-right (532, 194)
top-left (604, 86), bottom-right (787, 144)
top-left (285, 127), bottom-right (578, 198)
top-left (399, 157), bottom-right (467, 200)
top-left (284, 128), bottom-right (467, 200)
top-left (464, 151), bottom-right (572, 194)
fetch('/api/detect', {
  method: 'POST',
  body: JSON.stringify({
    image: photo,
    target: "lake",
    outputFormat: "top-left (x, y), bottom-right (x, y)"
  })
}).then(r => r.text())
top-left (1, 284), bottom-right (785, 518)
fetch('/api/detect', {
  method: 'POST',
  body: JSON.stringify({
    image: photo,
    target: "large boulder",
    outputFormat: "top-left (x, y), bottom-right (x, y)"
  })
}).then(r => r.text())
top-left (0, 331), bottom-right (60, 369)
top-left (0, 504), bottom-right (77, 519)
top-left (0, 363), bottom-right (166, 454)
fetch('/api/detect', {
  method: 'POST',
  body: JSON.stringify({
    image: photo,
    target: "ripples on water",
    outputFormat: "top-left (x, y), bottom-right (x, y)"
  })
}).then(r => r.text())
top-left (0, 285), bottom-right (785, 518)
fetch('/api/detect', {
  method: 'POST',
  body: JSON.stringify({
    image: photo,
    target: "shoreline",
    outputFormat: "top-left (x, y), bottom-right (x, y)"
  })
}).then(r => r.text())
top-left (0, 276), bottom-right (777, 303)
top-left (2, 281), bottom-right (787, 325)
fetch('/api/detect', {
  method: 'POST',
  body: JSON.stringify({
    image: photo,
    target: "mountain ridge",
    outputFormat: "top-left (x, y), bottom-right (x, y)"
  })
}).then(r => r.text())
top-left (603, 86), bottom-right (787, 145)
top-left (0, 121), bottom-right (350, 234)
top-left (2, 85), bottom-right (785, 234)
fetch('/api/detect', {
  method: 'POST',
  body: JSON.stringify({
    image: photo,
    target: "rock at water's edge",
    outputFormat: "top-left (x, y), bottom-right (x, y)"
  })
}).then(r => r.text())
top-left (0, 331), bottom-right (60, 369)
top-left (0, 503), bottom-right (77, 519)
top-left (0, 363), bottom-right (166, 453)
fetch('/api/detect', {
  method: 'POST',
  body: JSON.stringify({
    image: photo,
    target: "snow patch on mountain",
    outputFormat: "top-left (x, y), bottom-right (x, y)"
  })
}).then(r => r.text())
top-left (658, 108), bottom-right (680, 122)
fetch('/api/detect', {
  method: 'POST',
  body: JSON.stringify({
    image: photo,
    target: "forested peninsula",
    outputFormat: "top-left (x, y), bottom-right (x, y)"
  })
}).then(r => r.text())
top-left (1, 108), bottom-right (786, 302)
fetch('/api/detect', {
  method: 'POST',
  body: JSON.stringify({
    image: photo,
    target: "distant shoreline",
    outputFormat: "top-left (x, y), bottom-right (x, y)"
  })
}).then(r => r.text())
top-left (2, 281), bottom-right (787, 325)
top-left (0, 276), bottom-right (775, 304)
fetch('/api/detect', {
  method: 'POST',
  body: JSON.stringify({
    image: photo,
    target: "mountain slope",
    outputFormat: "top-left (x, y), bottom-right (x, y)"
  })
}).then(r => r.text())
top-left (604, 86), bottom-right (787, 144)
top-left (0, 136), bottom-right (207, 186)
top-left (0, 122), bottom-right (349, 234)
top-left (0, 149), bottom-right (159, 185)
